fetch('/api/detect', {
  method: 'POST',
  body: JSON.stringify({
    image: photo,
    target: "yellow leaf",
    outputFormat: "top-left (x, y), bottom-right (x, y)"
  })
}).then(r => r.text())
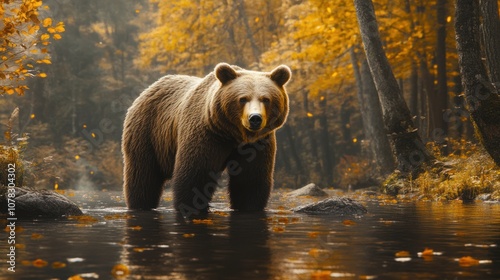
top-left (38, 73), bottom-right (47, 78)
top-left (33, 259), bottom-right (48, 267)
top-left (41, 34), bottom-right (50, 40)
top-left (6, 88), bottom-right (15, 95)
top-left (111, 264), bottom-right (130, 278)
top-left (306, 112), bottom-right (313, 117)
top-left (52, 262), bottom-right (66, 269)
top-left (47, 27), bottom-right (55, 33)
top-left (55, 25), bottom-right (65, 32)
top-left (53, 34), bottom-right (62, 40)
top-left (36, 59), bottom-right (51, 64)
top-left (458, 256), bottom-right (479, 267)
top-left (43, 18), bottom-right (52, 27)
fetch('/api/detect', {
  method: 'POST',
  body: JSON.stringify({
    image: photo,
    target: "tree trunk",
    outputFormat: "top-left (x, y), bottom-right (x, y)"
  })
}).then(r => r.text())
top-left (353, 0), bottom-right (434, 175)
top-left (479, 0), bottom-right (500, 85)
top-left (318, 95), bottom-right (334, 184)
top-left (455, 0), bottom-right (500, 166)
top-left (360, 58), bottom-right (396, 174)
top-left (302, 90), bottom-right (321, 180)
top-left (350, 47), bottom-right (394, 175)
top-left (409, 61), bottom-right (419, 120)
top-left (435, 0), bottom-right (449, 140)
top-left (283, 123), bottom-right (305, 185)
top-left (419, 58), bottom-right (435, 139)
top-left (234, 0), bottom-right (261, 64)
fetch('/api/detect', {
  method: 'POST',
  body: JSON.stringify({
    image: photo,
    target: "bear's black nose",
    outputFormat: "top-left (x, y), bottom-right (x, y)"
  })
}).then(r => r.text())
top-left (248, 114), bottom-right (263, 130)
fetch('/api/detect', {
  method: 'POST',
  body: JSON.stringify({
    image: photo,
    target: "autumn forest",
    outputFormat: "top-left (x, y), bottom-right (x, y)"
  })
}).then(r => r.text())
top-left (1, 0), bottom-right (500, 200)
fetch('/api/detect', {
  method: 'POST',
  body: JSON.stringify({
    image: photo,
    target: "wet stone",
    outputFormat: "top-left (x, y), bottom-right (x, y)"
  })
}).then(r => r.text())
top-left (292, 196), bottom-right (367, 215)
top-left (0, 186), bottom-right (83, 218)
top-left (286, 183), bottom-right (328, 197)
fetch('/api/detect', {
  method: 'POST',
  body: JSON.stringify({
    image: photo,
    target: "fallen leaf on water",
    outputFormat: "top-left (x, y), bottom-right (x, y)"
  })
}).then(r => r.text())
top-left (277, 217), bottom-right (289, 224)
top-left (419, 248), bottom-right (433, 256)
top-left (31, 233), bottom-right (43, 239)
top-left (52, 261), bottom-right (66, 269)
top-left (104, 214), bottom-right (132, 220)
top-left (4, 226), bottom-right (24, 233)
top-left (272, 226), bottom-right (285, 233)
top-left (69, 215), bottom-right (99, 224)
top-left (32, 258), bottom-right (48, 267)
top-left (68, 275), bottom-right (84, 280)
top-left (111, 264), bottom-right (130, 278)
top-left (133, 247), bottom-right (146, 252)
top-left (458, 256), bottom-right (480, 267)
top-left (308, 232), bottom-right (320, 238)
top-left (395, 251), bottom-right (410, 257)
top-left (311, 270), bottom-right (331, 280)
top-left (342, 220), bottom-right (356, 226)
top-left (290, 217), bottom-right (300, 223)
top-left (309, 248), bottom-right (330, 258)
top-left (192, 219), bottom-right (213, 225)
top-left (21, 260), bottom-right (31, 266)
top-left (213, 211), bottom-right (229, 217)
top-left (183, 233), bottom-right (195, 238)
top-left (129, 226), bottom-right (142, 231)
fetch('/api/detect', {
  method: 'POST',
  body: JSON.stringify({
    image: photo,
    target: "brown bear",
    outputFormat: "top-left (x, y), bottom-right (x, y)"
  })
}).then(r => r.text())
top-left (122, 63), bottom-right (291, 215)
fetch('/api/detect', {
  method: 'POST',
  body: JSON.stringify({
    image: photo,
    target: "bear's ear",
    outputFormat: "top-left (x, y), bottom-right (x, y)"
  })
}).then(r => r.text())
top-left (270, 65), bottom-right (292, 87)
top-left (215, 63), bottom-right (239, 84)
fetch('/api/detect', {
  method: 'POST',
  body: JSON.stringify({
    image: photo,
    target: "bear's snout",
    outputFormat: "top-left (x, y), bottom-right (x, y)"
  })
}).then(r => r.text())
top-left (248, 113), bottom-right (263, 131)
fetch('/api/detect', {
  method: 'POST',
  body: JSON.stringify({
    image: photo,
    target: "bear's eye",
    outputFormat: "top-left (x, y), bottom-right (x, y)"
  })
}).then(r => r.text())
top-left (261, 97), bottom-right (271, 104)
top-left (239, 97), bottom-right (248, 104)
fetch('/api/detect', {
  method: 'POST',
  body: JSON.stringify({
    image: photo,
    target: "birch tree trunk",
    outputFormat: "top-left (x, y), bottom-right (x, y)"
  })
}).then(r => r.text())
top-left (353, 0), bottom-right (434, 175)
top-left (455, 0), bottom-right (500, 166)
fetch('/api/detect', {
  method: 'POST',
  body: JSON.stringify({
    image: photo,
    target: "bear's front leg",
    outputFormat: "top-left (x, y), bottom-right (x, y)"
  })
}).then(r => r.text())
top-left (228, 134), bottom-right (276, 211)
top-left (171, 139), bottom-right (232, 216)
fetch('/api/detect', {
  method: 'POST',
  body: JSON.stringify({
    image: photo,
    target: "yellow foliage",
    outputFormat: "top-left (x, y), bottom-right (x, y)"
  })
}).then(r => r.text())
top-left (0, 0), bottom-right (64, 95)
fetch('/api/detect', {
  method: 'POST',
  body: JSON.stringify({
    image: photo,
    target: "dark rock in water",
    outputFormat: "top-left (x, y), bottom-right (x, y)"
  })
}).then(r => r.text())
top-left (0, 187), bottom-right (83, 218)
top-left (292, 197), bottom-right (367, 215)
top-left (286, 183), bottom-right (328, 197)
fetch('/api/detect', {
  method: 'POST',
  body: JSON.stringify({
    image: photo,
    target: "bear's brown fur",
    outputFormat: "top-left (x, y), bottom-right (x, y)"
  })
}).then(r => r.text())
top-left (122, 63), bottom-right (291, 214)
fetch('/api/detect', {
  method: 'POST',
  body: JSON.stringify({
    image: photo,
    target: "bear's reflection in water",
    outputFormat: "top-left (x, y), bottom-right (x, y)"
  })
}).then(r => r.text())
top-left (123, 211), bottom-right (270, 279)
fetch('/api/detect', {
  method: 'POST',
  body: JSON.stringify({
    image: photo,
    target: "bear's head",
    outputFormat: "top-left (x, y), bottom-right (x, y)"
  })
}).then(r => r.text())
top-left (211, 63), bottom-right (291, 143)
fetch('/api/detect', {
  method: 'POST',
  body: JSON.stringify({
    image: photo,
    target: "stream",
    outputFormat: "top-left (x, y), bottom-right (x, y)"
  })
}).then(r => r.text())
top-left (1, 189), bottom-right (499, 279)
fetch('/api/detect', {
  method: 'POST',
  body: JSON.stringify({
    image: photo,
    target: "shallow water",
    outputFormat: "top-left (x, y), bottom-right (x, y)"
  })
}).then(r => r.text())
top-left (1, 190), bottom-right (500, 279)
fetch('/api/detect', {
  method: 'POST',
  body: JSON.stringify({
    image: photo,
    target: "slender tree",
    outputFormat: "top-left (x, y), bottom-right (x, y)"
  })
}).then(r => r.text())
top-left (353, 0), bottom-right (434, 175)
top-left (455, 0), bottom-right (500, 166)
